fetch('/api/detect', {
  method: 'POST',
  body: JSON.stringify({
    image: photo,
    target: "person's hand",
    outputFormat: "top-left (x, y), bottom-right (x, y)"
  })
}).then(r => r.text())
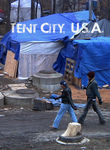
top-left (53, 97), bottom-right (58, 100)
top-left (99, 99), bottom-right (103, 105)
top-left (73, 105), bottom-right (77, 110)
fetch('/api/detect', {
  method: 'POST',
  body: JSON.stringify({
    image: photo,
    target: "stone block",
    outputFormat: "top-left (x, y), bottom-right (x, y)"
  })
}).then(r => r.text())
top-left (61, 122), bottom-right (81, 137)
top-left (0, 92), bottom-right (4, 106)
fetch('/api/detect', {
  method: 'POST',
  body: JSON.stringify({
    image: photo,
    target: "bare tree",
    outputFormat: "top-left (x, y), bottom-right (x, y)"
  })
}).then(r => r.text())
top-left (17, 0), bottom-right (20, 22)
top-left (99, 0), bottom-right (110, 20)
top-left (7, 0), bottom-right (11, 30)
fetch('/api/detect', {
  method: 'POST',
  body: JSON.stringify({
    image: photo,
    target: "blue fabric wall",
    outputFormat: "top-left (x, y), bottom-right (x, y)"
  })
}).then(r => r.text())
top-left (73, 37), bottom-right (110, 87)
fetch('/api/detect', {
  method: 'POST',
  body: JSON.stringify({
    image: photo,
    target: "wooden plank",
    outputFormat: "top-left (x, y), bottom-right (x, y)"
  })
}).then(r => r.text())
top-left (8, 83), bottom-right (27, 91)
top-left (4, 51), bottom-right (18, 78)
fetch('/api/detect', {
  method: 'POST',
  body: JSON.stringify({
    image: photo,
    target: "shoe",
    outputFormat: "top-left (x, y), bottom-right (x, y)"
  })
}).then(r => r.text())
top-left (78, 120), bottom-right (84, 125)
top-left (49, 126), bottom-right (58, 131)
top-left (100, 120), bottom-right (106, 125)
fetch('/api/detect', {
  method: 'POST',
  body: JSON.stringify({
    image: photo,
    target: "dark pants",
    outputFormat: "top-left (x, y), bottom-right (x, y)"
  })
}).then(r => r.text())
top-left (78, 98), bottom-right (105, 124)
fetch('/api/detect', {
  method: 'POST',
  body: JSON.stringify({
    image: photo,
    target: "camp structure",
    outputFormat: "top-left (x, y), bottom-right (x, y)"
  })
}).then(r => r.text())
top-left (73, 19), bottom-right (110, 87)
top-left (0, 10), bottom-right (95, 79)
top-left (10, 0), bottom-right (41, 23)
top-left (74, 18), bottom-right (110, 39)
top-left (53, 18), bottom-right (110, 87)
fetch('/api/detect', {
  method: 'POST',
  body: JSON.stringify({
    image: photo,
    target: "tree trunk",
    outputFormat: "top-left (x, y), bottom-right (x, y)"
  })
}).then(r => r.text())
top-left (17, 0), bottom-right (20, 22)
top-left (55, 0), bottom-right (64, 13)
top-left (99, 0), bottom-right (110, 20)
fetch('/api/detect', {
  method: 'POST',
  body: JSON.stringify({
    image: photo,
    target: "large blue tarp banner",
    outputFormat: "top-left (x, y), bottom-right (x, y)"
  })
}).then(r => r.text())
top-left (0, 10), bottom-right (95, 64)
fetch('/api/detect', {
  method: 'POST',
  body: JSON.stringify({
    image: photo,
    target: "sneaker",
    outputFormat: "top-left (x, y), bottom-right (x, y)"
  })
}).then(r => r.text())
top-left (78, 120), bottom-right (84, 125)
top-left (49, 126), bottom-right (58, 131)
top-left (100, 120), bottom-right (106, 125)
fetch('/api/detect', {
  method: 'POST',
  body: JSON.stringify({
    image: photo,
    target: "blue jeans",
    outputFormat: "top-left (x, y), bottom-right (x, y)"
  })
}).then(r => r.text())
top-left (53, 103), bottom-right (78, 128)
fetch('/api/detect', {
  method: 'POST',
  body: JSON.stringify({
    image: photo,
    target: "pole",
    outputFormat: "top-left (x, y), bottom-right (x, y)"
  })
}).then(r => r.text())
top-left (89, 0), bottom-right (92, 21)
top-left (52, 0), bottom-right (56, 13)
top-left (17, 0), bottom-right (20, 22)
top-left (31, 0), bottom-right (35, 19)
top-left (6, 0), bottom-right (11, 32)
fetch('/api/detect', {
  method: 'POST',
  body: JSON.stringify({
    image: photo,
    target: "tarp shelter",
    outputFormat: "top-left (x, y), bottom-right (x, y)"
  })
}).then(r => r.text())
top-left (74, 19), bottom-right (110, 39)
top-left (0, 10), bottom-right (95, 79)
top-left (53, 11), bottom-right (96, 75)
top-left (73, 37), bottom-right (110, 87)
top-left (10, 0), bottom-right (41, 22)
top-left (73, 19), bottom-right (110, 87)
top-left (53, 19), bottom-right (110, 87)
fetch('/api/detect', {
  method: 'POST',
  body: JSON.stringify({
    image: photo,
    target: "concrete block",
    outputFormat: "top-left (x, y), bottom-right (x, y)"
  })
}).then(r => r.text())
top-left (32, 71), bottom-right (63, 92)
top-left (0, 92), bottom-right (4, 106)
top-left (61, 122), bottom-right (81, 137)
top-left (3, 90), bottom-right (39, 108)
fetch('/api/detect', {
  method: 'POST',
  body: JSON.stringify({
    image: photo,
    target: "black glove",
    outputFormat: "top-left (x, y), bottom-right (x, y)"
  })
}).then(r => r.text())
top-left (73, 105), bottom-right (77, 110)
top-left (54, 97), bottom-right (59, 100)
top-left (99, 99), bottom-right (103, 105)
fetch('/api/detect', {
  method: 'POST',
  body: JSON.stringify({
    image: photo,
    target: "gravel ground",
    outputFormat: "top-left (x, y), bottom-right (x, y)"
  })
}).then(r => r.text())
top-left (0, 76), bottom-right (110, 150)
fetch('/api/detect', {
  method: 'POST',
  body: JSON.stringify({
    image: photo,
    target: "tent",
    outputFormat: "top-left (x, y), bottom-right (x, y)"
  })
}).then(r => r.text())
top-left (74, 19), bottom-right (110, 39)
top-left (73, 19), bottom-right (110, 87)
top-left (0, 10), bottom-right (95, 79)
top-left (53, 19), bottom-right (110, 87)
top-left (10, 0), bottom-right (41, 22)
top-left (73, 37), bottom-right (110, 87)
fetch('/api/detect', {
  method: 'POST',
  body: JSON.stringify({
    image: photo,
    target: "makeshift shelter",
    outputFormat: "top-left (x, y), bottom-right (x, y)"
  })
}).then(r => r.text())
top-left (53, 19), bottom-right (110, 87)
top-left (0, 10), bottom-right (95, 79)
top-left (73, 37), bottom-right (110, 87)
top-left (10, 0), bottom-right (41, 22)
top-left (74, 19), bottom-right (110, 39)
top-left (73, 19), bottom-right (110, 87)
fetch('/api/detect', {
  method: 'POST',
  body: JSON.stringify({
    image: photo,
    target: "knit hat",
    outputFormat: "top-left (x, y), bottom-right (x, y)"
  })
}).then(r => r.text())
top-left (60, 80), bottom-right (67, 87)
top-left (87, 71), bottom-right (95, 79)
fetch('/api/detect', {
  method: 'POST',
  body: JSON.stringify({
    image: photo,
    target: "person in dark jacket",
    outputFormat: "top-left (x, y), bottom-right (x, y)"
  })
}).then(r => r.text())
top-left (50, 80), bottom-right (78, 129)
top-left (78, 71), bottom-right (105, 125)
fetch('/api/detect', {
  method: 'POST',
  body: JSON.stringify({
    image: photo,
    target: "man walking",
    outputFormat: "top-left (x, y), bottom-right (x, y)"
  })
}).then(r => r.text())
top-left (78, 71), bottom-right (105, 125)
top-left (50, 80), bottom-right (78, 130)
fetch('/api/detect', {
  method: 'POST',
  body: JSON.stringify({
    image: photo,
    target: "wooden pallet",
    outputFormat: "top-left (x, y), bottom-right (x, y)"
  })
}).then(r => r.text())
top-left (64, 58), bottom-right (75, 81)
top-left (64, 58), bottom-right (81, 88)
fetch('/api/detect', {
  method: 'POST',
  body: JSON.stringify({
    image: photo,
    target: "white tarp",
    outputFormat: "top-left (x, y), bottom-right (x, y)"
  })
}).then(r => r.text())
top-left (11, 0), bottom-right (31, 8)
top-left (10, 0), bottom-right (41, 22)
top-left (18, 42), bottom-right (64, 79)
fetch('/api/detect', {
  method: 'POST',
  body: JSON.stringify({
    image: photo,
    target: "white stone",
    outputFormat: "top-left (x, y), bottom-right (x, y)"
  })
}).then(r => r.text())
top-left (0, 92), bottom-right (4, 106)
top-left (61, 122), bottom-right (81, 137)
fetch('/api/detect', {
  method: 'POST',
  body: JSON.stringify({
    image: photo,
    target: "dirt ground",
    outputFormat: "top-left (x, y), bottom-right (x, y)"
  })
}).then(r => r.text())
top-left (0, 76), bottom-right (110, 150)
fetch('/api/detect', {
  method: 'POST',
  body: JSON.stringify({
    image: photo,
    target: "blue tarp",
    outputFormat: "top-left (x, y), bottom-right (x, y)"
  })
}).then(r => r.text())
top-left (7, 10), bottom-right (95, 42)
top-left (73, 37), bottom-right (110, 87)
top-left (0, 10), bottom-right (95, 64)
top-left (53, 36), bottom-right (77, 74)
top-left (37, 94), bottom-right (86, 108)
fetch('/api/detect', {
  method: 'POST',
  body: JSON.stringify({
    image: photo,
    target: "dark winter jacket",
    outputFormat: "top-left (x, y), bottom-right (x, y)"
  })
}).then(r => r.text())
top-left (58, 87), bottom-right (76, 109)
top-left (86, 78), bottom-right (102, 103)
